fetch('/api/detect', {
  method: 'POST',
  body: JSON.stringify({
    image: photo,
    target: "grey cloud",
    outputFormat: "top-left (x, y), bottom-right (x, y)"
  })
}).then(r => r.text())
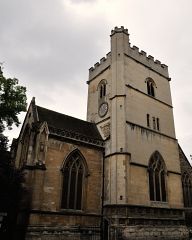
top-left (69, 0), bottom-right (97, 3)
top-left (0, 0), bottom-right (109, 92)
top-left (0, 0), bottom-right (191, 159)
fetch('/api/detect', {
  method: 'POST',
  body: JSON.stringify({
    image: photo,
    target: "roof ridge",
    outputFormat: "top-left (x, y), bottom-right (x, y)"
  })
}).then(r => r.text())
top-left (36, 105), bottom-right (93, 125)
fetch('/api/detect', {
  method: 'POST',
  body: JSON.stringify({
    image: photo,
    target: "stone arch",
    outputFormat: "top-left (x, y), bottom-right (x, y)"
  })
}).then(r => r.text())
top-left (146, 77), bottom-right (156, 97)
top-left (148, 151), bottom-right (167, 202)
top-left (60, 149), bottom-right (89, 210)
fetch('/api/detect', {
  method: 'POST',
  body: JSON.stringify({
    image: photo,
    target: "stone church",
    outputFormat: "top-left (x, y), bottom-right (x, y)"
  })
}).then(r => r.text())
top-left (14, 27), bottom-right (192, 239)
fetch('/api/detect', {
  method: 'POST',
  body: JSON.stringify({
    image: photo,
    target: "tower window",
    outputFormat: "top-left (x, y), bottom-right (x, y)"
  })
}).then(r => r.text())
top-left (100, 85), bottom-right (103, 98)
top-left (98, 80), bottom-right (107, 99)
top-left (153, 117), bottom-right (156, 130)
top-left (147, 114), bottom-right (150, 127)
top-left (146, 78), bottom-right (156, 97)
top-left (148, 151), bottom-right (167, 202)
top-left (156, 118), bottom-right (160, 131)
top-left (61, 150), bottom-right (87, 210)
top-left (182, 173), bottom-right (192, 207)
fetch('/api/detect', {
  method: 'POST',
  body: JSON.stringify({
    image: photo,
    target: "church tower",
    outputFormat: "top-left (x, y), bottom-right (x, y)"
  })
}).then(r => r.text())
top-left (87, 27), bottom-right (188, 239)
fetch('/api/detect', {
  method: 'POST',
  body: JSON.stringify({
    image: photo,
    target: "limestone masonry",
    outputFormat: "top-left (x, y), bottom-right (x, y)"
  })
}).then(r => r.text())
top-left (14, 26), bottom-right (192, 240)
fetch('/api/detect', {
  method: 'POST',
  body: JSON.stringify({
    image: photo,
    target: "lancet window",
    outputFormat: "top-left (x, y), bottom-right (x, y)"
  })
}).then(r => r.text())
top-left (98, 80), bottom-right (107, 101)
top-left (61, 150), bottom-right (86, 210)
top-left (20, 124), bottom-right (30, 167)
top-left (146, 78), bottom-right (156, 97)
top-left (148, 151), bottom-right (167, 202)
top-left (182, 173), bottom-right (192, 207)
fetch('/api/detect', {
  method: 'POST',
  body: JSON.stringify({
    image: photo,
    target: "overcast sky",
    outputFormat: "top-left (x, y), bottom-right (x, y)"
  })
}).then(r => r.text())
top-left (0, 0), bottom-right (191, 160)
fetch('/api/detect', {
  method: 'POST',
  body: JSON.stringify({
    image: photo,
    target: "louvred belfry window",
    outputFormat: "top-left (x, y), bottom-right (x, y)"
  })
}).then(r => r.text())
top-left (61, 150), bottom-right (86, 210)
top-left (148, 151), bottom-right (167, 202)
top-left (98, 79), bottom-right (107, 102)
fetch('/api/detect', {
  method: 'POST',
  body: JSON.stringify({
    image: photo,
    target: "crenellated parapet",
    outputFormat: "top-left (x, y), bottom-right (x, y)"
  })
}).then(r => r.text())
top-left (88, 52), bottom-right (111, 82)
top-left (88, 27), bottom-right (170, 82)
top-left (127, 45), bottom-right (169, 78)
top-left (110, 26), bottom-right (129, 36)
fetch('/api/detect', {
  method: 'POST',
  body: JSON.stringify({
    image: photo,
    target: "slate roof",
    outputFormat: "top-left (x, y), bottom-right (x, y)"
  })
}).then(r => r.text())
top-left (36, 106), bottom-right (103, 142)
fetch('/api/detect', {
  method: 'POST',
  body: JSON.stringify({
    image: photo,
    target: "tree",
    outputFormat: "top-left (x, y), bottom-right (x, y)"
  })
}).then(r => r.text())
top-left (0, 66), bottom-right (27, 150)
top-left (0, 151), bottom-right (26, 240)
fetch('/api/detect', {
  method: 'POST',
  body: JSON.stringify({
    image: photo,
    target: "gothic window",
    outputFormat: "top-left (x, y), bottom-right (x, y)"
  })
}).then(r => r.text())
top-left (61, 150), bottom-right (87, 210)
top-left (20, 125), bottom-right (30, 167)
top-left (146, 78), bottom-right (156, 97)
top-left (182, 173), bottom-right (192, 207)
top-left (148, 151), bottom-right (167, 202)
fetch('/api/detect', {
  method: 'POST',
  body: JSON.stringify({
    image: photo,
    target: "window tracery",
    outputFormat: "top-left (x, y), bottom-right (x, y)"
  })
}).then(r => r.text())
top-left (61, 150), bottom-right (87, 210)
top-left (148, 151), bottom-right (166, 202)
top-left (182, 173), bottom-right (192, 207)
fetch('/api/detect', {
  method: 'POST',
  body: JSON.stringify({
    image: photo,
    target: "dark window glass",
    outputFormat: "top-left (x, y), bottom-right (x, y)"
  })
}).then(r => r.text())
top-left (151, 84), bottom-right (155, 97)
top-left (69, 167), bottom-right (76, 209)
top-left (61, 151), bottom-right (85, 210)
top-left (149, 168), bottom-right (154, 200)
top-left (182, 174), bottom-right (192, 207)
top-left (76, 168), bottom-right (83, 210)
top-left (98, 80), bottom-right (107, 100)
top-left (100, 85), bottom-right (103, 98)
top-left (20, 126), bottom-right (30, 166)
top-left (61, 169), bottom-right (69, 209)
top-left (103, 84), bottom-right (106, 97)
top-left (147, 114), bottom-right (150, 127)
top-left (153, 117), bottom-right (156, 130)
top-left (147, 79), bottom-right (155, 97)
top-left (147, 81), bottom-right (150, 95)
top-left (155, 169), bottom-right (160, 201)
top-left (183, 184), bottom-right (187, 207)
top-left (161, 171), bottom-right (166, 202)
top-left (148, 151), bottom-right (166, 202)
top-left (157, 118), bottom-right (160, 131)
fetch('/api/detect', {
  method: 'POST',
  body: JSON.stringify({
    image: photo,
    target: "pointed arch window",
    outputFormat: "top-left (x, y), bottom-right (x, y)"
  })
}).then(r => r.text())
top-left (20, 124), bottom-right (31, 167)
top-left (61, 150), bottom-right (87, 210)
top-left (182, 173), bottom-right (192, 207)
top-left (146, 78), bottom-right (156, 97)
top-left (148, 151), bottom-right (167, 202)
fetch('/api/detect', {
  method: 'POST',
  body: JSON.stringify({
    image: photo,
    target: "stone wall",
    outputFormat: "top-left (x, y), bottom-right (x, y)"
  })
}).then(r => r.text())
top-left (117, 225), bottom-right (189, 240)
top-left (104, 205), bottom-right (189, 240)
top-left (26, 225), bottom-right (100, 240)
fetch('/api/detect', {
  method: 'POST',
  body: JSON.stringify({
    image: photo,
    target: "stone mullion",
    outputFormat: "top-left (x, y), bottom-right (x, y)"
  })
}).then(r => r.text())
top-left (159, 170), bottom-right (162, 201)
top-left (153, 170), bottom-right (156, 201)
top-left (67, 164), bottom-right (72, 209)
top-left (74, 163), bottom-right (79, 209)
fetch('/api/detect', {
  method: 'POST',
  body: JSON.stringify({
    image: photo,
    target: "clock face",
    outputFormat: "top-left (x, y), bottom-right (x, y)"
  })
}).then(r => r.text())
top-left (99, 102), bottom-right (108, 117)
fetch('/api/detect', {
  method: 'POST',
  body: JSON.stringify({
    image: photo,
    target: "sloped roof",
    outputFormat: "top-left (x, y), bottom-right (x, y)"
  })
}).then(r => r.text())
top-left (36, 106), bottom-right (103, 142)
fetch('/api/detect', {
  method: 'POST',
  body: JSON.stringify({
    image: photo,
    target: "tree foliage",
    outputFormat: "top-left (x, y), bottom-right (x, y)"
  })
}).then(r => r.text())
top-left (0, 66), bottom-right (27, 150)
top-left (0, 151), bottom-right (26, 240)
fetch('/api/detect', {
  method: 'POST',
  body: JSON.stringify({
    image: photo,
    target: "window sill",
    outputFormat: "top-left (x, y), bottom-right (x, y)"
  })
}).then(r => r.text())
top-left (60, 209), bottom-right (84, 213)
top-left (150, 201), bottom-right (169, 208)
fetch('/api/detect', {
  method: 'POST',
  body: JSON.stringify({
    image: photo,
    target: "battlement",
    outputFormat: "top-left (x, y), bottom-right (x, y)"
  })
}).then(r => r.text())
top-left (127, 45), bottom-right (169, 78)
top-left (88, 27), bottom-right (169, 82)
top-left (88, 52), bottom-right (111, 82)
top-left (110, 26), bottom-right (129, 36)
